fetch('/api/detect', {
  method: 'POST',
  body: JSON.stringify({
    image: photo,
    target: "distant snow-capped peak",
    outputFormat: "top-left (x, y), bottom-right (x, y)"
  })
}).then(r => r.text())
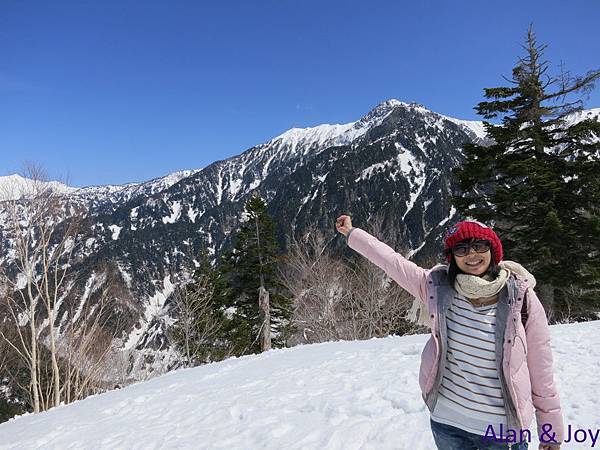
top-left (0, 169), bottom-right (201, 204)
top-left (267, 99), bottom-right (415, 154)
top-left (72, 169), bottom-right (200, 197)
top-left (269, 123), bottom-right (357, 153)
top-left (0, 174), bottom-right (76, 201)
top-left (265, 99), bottom-right (493, 155)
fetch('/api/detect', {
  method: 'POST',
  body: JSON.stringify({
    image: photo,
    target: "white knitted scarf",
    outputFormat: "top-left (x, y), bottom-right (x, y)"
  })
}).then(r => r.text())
top-left (454, 268), bottom-right (509, 299)
top-left (406, 260), bottom-right (535, 328)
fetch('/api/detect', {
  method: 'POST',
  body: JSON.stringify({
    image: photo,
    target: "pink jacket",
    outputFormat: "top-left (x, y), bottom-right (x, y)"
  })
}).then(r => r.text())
top-left (347, 227), bottom-right (564, 443)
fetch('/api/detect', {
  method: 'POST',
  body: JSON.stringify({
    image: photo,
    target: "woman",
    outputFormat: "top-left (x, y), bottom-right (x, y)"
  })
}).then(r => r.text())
top-left (335, 215), bottom-right (563, 450)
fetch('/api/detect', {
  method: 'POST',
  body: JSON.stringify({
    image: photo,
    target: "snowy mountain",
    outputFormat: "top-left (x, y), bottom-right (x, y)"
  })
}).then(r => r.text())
top-left (560, 107), bottom-right (600, 128)
top-left (69, 169), bottom-right (201, 211)
top-left (0, 174), bottom-right (76, 201)
top-left (0, 319), bottom-right (598, 450)
top-left (1, 100), bottom-right (598, 380)
top-left (0, 170), bottom-right (200, 214)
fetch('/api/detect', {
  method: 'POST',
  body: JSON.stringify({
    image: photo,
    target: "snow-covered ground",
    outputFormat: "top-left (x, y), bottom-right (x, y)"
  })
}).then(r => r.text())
top-left (1, 321), bottom-right (599, 450)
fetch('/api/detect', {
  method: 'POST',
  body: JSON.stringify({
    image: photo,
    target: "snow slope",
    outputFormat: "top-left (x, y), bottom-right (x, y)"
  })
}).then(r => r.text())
top-left (1, 321), bottom-right (599, 449)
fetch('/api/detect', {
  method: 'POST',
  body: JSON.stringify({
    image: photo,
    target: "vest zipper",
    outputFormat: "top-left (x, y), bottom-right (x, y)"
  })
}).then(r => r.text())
top-left (499, 283), bottom-right (522, 439)
top-left (425, 285), bottom-right (448, 411)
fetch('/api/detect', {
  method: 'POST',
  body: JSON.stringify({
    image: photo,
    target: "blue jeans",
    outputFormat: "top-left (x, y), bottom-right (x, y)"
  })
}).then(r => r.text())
top-left (430, 418), bottom-right (529, 450)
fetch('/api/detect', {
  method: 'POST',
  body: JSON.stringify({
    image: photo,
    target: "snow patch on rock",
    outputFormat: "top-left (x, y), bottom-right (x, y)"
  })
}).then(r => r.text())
top-left (108, 225), bottom-right (122, 240)
top-left (162, 201), bottom-right (182, 224)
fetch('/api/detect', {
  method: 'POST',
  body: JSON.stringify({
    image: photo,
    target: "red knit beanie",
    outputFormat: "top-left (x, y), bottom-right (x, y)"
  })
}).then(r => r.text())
top-left (444, 220), bottom-right (503, 264)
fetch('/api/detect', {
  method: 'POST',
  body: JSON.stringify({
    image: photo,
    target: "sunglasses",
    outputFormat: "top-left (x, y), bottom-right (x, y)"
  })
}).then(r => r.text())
top-left (451, 240), bottom-right (491, 257)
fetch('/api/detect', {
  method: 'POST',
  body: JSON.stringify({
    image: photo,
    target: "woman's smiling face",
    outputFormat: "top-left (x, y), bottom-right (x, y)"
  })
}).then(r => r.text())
top-left (453, 239), bottom-right (492, 276)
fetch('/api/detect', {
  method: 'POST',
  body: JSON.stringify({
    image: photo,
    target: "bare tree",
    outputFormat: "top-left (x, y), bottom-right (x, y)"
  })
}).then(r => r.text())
top-left (1, 269), bottom-right (128, 414)
top-left (250, 195), bottom-right (272, 352)
top-left (0, 333), bottom-right (7, 377)
top-left (59, 279), bottom-right (126, 403)
top-left (344, 258), bottom-right (417, 339)
top-left (279, 222), bottom-right (429, 345)
top-left (0, 164), bottom-right (113, 413)
top-left (279, 225), bottom-right (349, 343)
top-left (167, 276), bottom-right (225, 366)
top-left (0, 165), bottom-right (74, 411)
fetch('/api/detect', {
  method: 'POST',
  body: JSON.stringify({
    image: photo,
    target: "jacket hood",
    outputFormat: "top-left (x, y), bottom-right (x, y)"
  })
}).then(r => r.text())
top-left (499, 260), bottom-right (537, 288)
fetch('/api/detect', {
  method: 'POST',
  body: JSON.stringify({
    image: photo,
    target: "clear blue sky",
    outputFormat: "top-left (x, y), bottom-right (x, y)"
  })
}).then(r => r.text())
top-left (1, 1), bottom-right (599, 187)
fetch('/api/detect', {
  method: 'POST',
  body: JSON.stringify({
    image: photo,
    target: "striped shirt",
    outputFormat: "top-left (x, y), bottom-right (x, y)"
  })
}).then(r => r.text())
top-left (431, 294), bottom-right (508, 436)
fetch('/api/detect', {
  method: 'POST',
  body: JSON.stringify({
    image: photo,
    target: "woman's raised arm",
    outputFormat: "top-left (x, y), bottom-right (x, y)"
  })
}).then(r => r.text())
top-left (335, 215), bottom-right (428, 302)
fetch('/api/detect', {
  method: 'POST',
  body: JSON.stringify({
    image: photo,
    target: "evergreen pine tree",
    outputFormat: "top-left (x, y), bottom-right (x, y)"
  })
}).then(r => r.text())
top-left (216, 195), bottom-right (292, 355)
top-left (453, 26), bottom-right (600, 320)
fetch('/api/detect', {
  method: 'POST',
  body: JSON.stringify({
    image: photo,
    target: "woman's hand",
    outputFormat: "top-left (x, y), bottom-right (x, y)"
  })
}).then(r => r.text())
top-left (335, 214), bottom-right (353, 236)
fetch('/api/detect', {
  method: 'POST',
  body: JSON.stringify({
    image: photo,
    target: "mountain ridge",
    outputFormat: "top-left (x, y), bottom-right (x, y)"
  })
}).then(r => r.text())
top-left (1, 100), bottom-right (598, 380)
